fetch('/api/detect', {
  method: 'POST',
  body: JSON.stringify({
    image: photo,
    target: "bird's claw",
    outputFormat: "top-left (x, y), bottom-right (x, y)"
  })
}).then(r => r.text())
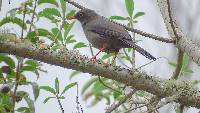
top-left (90, 56), bottom-right (97, 61)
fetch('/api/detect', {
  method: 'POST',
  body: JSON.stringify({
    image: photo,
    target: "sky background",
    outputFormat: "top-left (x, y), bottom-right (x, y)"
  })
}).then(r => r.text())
top-left (1, 0), bottom-right (200, 113)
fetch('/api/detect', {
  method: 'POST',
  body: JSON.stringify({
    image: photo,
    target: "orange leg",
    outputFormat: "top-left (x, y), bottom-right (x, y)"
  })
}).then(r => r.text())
top-left (91, 47), bottom-right (106, 61)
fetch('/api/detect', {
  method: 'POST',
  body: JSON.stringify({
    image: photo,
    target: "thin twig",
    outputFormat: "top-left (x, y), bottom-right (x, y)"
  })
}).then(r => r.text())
top-left (65, 0), bottom-right (175, 43)
top-left (105, 89), bottom-right (136, 113)
top-left (124, 104), bottom-right (147, 113)
top-left (64, 0), bottom-right (85, 9)
top-left (28, 0), bottom-right (37, 33)
top-left (75, 83), bottom-right (83, 113)
top-left (20, 3), bottom-right (26, 39)
top-left (56, 94), bottom-right (64, 113)
top-left (179, 104), bottom-right (184, 113)
top-left (98, 76), bottom-right (122, 94)
top-left (123, 48), bottom-right (133, 66)
top-left (171, 50), bottom-right (184, 79)
top-left (147, 95), bottom-right (178, 113)
top-left (12, 60), bottom-right (21, 113)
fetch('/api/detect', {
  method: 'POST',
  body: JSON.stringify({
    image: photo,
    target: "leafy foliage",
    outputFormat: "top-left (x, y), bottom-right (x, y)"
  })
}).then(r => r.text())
top-left (40, 77), bottom-right (77, 104)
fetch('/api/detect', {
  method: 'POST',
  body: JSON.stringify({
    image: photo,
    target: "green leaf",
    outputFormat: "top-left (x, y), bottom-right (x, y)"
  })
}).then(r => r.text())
top-left (69, 70), bottom-right (80, 80)
top-left (27, 28), bottom-right (54, 42)
top-left (61, 82), bottom-right (77, 95)
top-left (0, 55), bottom-right (15, 68)
top-left (55, 77), bottom-right (60, 94)
top-left (81, 78), bottom-right (98, 95)
top-left (113, 91), bottom-right (122, 100)
top-left (73, 42), bottom-right (87, 49)
top-left (39, 8), bottom-right (61, 17)
top-left (168, 62), bottom-right (177, 68)
top-left (38, 10), bottom-right (60, 23)
top-left (30, 82), bottom-right (40, 101)
top-left (17, 107), bottom-right (30, 112)
top-left (40, 86), bottom-right (56, 95)
top-left (125, 0), bottom-right (134, 17)
top-left (43, 97), bottom-right (55, 104)
top-left (133, 12), bottom-right (145, 19)
top-left (60, 0), bottom-right (66, 17)
top-left (93, 81), bottom-right (106, 96)
top-left (110, 16), bottom-right (128, 20)
top-left (182, 53), bottom-right (190, 69)
top-left (38, 0), bottom-right (58, 7)
top-left (64, 21), bottom-right (75, 39)
top-left (51, 27), bottom-right (63, 41)
top-left (66, 10), bottom-right (76, 18)
top-left (25, 60), bottom-right (40, 67)
top-left (102, 53), bottom-right (114, 60)
top-left (21, 65), bottom-right (37, 72)
top-left (0, 17), bottom-right (27, 29)
top-left (24, 96), bottom-right (35, 113)
top-left (65, 35), bottom-right (76, 44)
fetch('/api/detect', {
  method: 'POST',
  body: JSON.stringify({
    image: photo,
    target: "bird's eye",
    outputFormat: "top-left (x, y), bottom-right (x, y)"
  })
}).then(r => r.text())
top-left (79, 13), bottom-right (83, 17)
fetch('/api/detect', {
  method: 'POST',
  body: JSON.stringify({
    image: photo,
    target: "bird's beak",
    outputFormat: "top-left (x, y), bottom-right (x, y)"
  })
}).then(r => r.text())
top-left (68, 16), bottom-right (76, 20)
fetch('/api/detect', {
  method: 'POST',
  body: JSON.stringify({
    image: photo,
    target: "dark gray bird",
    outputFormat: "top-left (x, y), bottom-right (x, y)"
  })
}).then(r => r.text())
top-left (68, 8), bottom-right (156, 62)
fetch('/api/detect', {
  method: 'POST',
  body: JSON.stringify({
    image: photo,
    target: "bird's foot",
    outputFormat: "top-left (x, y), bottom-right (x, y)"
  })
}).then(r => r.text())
top-left (90, 56), bottom-right (98, 61)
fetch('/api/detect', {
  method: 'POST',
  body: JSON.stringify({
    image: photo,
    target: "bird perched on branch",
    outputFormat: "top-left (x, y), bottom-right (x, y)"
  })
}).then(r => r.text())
top-left (68, 8), bottom-right (156, 64)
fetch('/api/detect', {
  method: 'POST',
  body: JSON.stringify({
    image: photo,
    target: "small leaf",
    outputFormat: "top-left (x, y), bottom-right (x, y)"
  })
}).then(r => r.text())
top-left (30, 82), bottom-right (40, 101)
top-left (21, 65), bottom-right (37, 72)
top-left (51, 27), bottom-right (63, 41)
top-left (93, 81), bottom-right (106, 96)
top-left (182, 53), bottom-right (190, 69)
top-left (73, 42), bottom-right (87, 49)
top-left (61, 82), bottom-right (77, 95)
top-left (0, 17), bottom-right (27, 29)
top-left (66, 10), bottom-right (76, 18)
top-left (0, 55), bottom-right (15, 68)
top-left (55, 77), bottom-right (60, 94)
top-left (43, 97), bottom-right (55, 104)
top-left (65, 35), bottom-right (76, 44)
top-left (24, 96), bottom-right (35, 113)
top-left (25, 60), bottom-right (40, 67)
top-left (110, 16), bottom-right (127, 20)
top-left (38, 8), bottom-right (61, 17)
top-left (133, 12), bottom-right (145, 19)
top-left (17, 107), bottom-right (30, 112)
top-left (38, 0), bottom-right (58, 7)
top-left (27, 28), bottom-right (54, 42)
top-left (81, 78), bottom-right (98, 95)
top-left (69, 70), bottom-right (80, 80)
top-left (40, 86), bottom-right (56, 95)
top-left (125, 0), bottom-right (134, 17)
top-left (102, 53), bottom-right (114, 60)
top-left (60, 0), bottom-right (66, 17)
top-left (168, 62), bottom-right (177, 68)
top-left (64, 21), bottom-right (75, 39)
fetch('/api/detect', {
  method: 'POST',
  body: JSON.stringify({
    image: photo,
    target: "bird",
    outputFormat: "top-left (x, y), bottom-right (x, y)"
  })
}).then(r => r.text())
top-left (68, 8), bottom-right (156, 64)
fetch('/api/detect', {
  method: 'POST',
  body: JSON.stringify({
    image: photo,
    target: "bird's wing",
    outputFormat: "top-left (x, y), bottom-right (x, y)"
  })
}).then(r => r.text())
top-left (88, 24), bottom-right (133, 42)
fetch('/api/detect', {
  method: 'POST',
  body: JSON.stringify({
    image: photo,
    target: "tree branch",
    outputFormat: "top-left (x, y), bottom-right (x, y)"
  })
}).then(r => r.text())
top-left (157, 0), bottom-right (200, 66)
top-left (172, 49), bottom-right (184, 79)
top-left (0, 33), bottom-right (200, 108)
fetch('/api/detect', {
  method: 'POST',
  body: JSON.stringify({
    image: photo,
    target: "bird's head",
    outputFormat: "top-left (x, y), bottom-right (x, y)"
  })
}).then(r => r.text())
top-left (68, 9), bottom-right (98, 24)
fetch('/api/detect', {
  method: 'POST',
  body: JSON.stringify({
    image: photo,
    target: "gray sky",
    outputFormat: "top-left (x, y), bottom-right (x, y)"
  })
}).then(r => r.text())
top-left (1, 0), bottom-right (200, 113)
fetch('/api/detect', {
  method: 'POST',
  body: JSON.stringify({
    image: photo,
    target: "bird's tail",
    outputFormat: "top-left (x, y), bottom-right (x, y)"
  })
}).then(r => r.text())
top-left (133, 44), bottom-right (156, 60)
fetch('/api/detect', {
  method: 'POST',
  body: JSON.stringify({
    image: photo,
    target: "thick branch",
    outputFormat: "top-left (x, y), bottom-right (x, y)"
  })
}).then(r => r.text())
top-left (157, 0), bottom-right (200, 65)
top-left (0, 33), bottom-right (200, 108)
